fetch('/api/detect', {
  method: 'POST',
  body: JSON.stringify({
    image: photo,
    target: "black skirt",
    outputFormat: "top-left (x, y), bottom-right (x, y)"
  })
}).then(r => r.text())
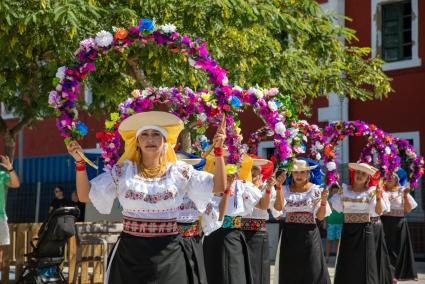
top-left (203, 228), bottom-right (253, 284)
top-left (381, 216), bottom-right (418, 281)
top-left (106, 232), bottom-right (189, 284)
top-left (243, 230), bottom-right (270, 284)
top-left (334, 223), bottom-right (379, 284)
top-left (179, 235), bottom-right (208, 284)
top-left (278, 223), bottom-right (331, 284)
top-left (372, 221), bottom-right (395, 284)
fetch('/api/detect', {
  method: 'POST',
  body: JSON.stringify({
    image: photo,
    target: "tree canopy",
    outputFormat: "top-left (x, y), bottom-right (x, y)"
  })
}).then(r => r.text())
top-left (0, 0), bottom-right (392, 158)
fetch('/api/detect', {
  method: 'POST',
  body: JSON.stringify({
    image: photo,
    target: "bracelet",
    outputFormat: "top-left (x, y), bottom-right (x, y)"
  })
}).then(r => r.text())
top-left (8, 168), bottom-right (14, 172)
top-left (275, 185), bottom-right (282, 191)
top-left (214, 147), bottom-right (224, 157)
top-left (320, 201), bottom-right (327, 207)
top-left (223, 189), bottom-right (230, 195)
top-left (266, 188), bottom-right (272, 194)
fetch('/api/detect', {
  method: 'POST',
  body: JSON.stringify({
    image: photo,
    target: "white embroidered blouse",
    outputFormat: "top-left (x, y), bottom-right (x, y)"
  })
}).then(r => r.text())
top-left (210, 180), bottom-right (262, 217)
top-left (89, 160), bottom-right (214, 220)
top-left (177, 193), bottom-right (222, 236)
top-left (383, 187), bottom-right (417, 217)
top-left (244, 188), bottom-right (283, 220)
top-left (329, 184), bottom-right (389, 217)
top-left (283, 184), bottom-right (332, 217)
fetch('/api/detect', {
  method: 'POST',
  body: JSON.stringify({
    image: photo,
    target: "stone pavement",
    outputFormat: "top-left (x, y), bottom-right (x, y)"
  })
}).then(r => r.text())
top-left (270, 259), bottom-right (425, 283)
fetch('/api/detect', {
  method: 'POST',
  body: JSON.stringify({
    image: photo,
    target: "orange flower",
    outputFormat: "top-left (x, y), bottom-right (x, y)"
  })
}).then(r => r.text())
top-left (385, 136), bottom-right (393, 143)
top-left (114, 28), bottom-right (128, 40)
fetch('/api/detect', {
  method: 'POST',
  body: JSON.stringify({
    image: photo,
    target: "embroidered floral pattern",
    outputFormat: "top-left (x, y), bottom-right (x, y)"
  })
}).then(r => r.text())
top-left (124, 189), bottom-right (177, 203)
top-left (241, 218), bottom-right (267, 231)
top-left (179, 200), bottom-right (198, 211)
top-left (222, 215), bottom-right (241, 229)
top-left (286, 212), bottom-right (316, 224)
top-left (177, 221), bottom-right (200, 237)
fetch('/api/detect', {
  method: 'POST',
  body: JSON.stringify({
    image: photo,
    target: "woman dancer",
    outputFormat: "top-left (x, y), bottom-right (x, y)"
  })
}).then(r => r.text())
top-left (277, 158), bottom-right (331, 284)
top-left (330, 162), bottom-right (392, 284)
top-left (382, 168), bottom-right (418, 281)
top-left (66, 111), bottom-right (226, 284)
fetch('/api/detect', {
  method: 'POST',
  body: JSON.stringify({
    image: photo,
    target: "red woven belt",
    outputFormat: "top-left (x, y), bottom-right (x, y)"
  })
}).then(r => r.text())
top-left (123, 216), bottom-right (178, 237)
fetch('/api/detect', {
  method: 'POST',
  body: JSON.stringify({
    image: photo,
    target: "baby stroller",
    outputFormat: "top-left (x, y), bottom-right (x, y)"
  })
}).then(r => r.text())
top-left (18, 206), bottom-right (80, 284)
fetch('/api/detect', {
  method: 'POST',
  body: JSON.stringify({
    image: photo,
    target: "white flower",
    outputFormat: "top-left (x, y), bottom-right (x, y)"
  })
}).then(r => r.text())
top-left (266, 87), bottom-right (279, 97)
top-left (160, 23), bottom-right (177, 34)
top-left (365, 155), bottom-right (372, 162)
top-left (293, 145), bottom-right (305, 154)
top-left (298, 120), bottom-right (308, 126)
top-left (221, 76), bottom-right (229, 86)
top-left (384, 146), bottom-right (391, 155)
top-left (302, 135), bottom-right (308, 142)
top-left (288, 127), bottom-right (299, 137)
top-left (55, 66), bottom-right (66, 81)
top-left (197, 135), bottom-right (208, 142)
top-left (268, 100), bottom-right (278, 112)
top-left (248, 87), bottom-right (263, 99)
top-left (233, 86), bottom-right (243, 92)
top-left (275, 122), bottom-right (286, 136)
top-left (326, 162), bottom-right (337, 171)
top-left (95, 30), bottom-right (113, 47)
top-left (198, 113), bottom-right (207, 122)
top-left (188, 58), bottom-right (198, 68)
top-left (315, 153), bottom-right (322, 160)
top-left (315, 141), bottom-right (324, 150)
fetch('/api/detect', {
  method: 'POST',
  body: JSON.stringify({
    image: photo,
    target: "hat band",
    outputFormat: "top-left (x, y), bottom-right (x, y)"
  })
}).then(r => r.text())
top-left (136, 125), bottom-right (168, 140)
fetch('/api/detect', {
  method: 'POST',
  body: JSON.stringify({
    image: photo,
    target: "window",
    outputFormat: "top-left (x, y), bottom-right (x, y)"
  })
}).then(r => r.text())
top-left (257, 141), bottom-right (275, 159)
top-left (381, 0), bottom-right (412, 62)
top-left (372, 0), bottom-right (421, 70)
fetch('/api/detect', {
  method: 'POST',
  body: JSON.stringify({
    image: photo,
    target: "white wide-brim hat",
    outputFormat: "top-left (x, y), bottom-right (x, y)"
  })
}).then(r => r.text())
top-left (252, 158), bottom-right (270, 167)
top-left (291, 159), bottom-right (318, 172)
top-left (348, 162), bottom-right (378, 176)
top-left (176, 153), bottom-right (202, 166)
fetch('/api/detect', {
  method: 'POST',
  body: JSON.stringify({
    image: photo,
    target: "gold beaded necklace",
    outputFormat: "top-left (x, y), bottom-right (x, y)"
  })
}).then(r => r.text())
top-left (137, 148), bottom-right (167, 179)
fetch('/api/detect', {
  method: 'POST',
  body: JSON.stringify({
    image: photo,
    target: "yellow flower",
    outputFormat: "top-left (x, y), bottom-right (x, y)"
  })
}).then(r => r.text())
top-left (132, 89), bottom-right (141, 98)
top-left (226, 164), bottom-right (238, 175)
top-left (105, 120), bottom-right (115, 129)
top-left (201, 92), bottom-right (211, 101)
top-left (110, 112), bottom-right (120, 122)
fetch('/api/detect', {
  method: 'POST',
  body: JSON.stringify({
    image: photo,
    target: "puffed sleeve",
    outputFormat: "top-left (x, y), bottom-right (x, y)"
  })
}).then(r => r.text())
top-left (329, 190), bottom-right (343, 213)
top-left (201, 200), bottom-right (223, 236)
top-left (88, 162), bottom-right (126, 214)
top-left (406, 192), bottom-right (418, 211)
top-left (241, 181), bottom-right (263, 215)
top-left (172, 161), bottom-right (214, 213)
top-left (269, 189), bottom-right (284, 218)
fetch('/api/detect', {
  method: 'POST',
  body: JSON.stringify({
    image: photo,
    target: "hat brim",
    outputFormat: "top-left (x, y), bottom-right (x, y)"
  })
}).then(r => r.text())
top-left (348, 163), bottom-right (377, 176)
top-left (119, 111), bottom-right (183, 132)
top-left (180, 158), bottom-right (202, 166)
top-left (290, 164), bottom-right (318, 172)
top-left (252, 159), bottom-right (270, 166)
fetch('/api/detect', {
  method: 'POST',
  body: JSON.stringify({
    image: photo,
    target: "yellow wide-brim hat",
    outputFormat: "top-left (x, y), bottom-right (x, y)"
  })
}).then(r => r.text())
top-left (348, 162), bottom-right (378, 176)
top-left (118, 111), bottom-right (184, 164)
top-left (204, 152), bottom-right (254, 182)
